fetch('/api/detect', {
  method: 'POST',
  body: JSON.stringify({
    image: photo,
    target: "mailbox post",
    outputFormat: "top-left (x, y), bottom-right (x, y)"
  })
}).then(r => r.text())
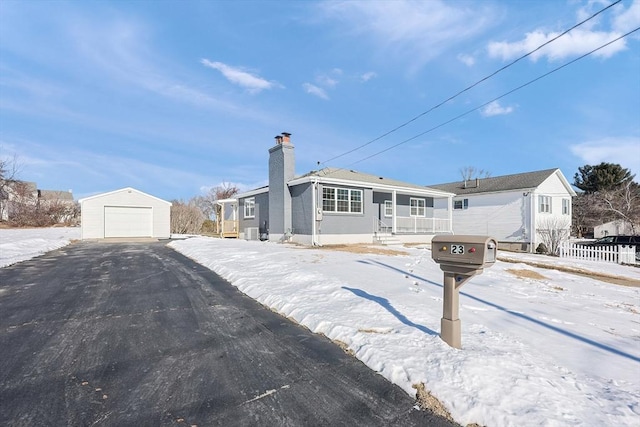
top-left (431, 235), bottom-right (497, 349)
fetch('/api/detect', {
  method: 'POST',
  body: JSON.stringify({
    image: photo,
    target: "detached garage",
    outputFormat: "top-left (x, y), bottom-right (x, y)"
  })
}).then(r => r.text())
top-left (79, 187), bottom-right (171, 240)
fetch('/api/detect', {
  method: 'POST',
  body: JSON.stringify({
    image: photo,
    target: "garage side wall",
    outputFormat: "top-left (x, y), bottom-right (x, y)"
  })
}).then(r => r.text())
top-left (81, 190), bottom-right (171, 239)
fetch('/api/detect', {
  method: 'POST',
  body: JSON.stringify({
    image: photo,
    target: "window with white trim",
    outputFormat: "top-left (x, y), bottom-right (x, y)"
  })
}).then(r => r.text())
top-left (410, 198), bottom-right (425, 217)
top-left (244, 197), bottom-right (255, 218)
top-left (453, 199), bottom-right (469, 210)
top-left (384, 200), bottom-right (393, 217)
top-left (562, 198), bottom-right (570, 215)
top-left (322, 187), bottom-right (362, 213)
top-left (539, 195), bottom-right (552, 213)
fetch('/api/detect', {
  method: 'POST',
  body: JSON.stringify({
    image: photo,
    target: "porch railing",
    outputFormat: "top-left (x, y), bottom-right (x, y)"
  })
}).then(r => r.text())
top-left (374, 216), bottom-right (450, 234)
top-left (374, 219), bottom-right (392, 234)
top-left (396, 216), bottom-right (450, 233)
top-left (220, 220), bottom-right (239, 238)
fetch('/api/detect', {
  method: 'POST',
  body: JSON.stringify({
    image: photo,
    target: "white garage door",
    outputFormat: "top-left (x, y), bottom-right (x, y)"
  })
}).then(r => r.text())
top-left (104, 206), bottom-right (153, 238)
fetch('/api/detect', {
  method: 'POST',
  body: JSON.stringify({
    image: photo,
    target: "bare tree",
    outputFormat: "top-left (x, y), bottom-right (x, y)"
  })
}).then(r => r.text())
top-left (572, 192), bottom-right (601, 238)
top-left (460, 166), bottom-right (491, 181)
top-left (599, 180), bottom-right (640, 234)
top-left (194, 182), bottom-right (239, 221)
top-left (170, 199), bottom-right (205, 234)
top-left (0, 153), bottom-right (22, 221)
top-left (537, 216), bottom-right (571, 255)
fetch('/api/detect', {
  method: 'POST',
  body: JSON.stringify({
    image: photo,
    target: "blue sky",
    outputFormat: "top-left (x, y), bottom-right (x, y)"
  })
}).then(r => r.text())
top-left (1, 0), bottom-right (639, 201)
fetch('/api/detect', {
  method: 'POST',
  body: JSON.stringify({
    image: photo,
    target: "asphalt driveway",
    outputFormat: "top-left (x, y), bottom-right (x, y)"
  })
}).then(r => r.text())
top-left (0, 241), bottom-right (458, 426)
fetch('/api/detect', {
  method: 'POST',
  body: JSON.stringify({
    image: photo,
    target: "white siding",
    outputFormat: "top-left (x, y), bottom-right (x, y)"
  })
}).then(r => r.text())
top-left (533, 173), bottom-right (573, 247)
top-left (80, 188), bottom-right (170, 239)
top-left (450, 191), bottom-right (529, 243)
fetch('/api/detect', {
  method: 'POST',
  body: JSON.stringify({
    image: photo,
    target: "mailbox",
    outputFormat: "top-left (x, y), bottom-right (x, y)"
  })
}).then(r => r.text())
top-left (431, 235), bottom-right (497, 270)
top-left (430, 235), bottom-right (497, 349)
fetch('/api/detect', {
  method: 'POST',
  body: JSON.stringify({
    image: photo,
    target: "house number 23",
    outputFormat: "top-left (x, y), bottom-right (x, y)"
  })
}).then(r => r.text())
top-left (451, 245), bottom-right (465, 254)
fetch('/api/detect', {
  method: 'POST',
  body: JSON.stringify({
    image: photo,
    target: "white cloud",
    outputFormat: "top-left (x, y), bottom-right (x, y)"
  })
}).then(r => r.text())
top-left (570, 137), bottom-right (640, 175)
top-left (487, 1), bottom-right (639, 62)
top-left (201, 59), bottom-right (278, 93)
top-left (613, 0), bottom-right (640, 33)
top-left (457, 53), bottom-right (475, 66)
top-left (480, 100), bottom-right (514, 117)
top-left (317, 75), bottom-right (339, 88)
top-left (303, 83), bottom-right (329, 100)
top-left (318, 0), bottom-right (496, 68)
top-left (360, 71), bottom-right (377, 82)
top-left (488, 29), bottom-right (627, 62)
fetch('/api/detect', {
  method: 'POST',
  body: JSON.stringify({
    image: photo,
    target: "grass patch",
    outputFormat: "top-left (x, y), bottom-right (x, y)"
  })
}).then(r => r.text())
top-left (317, 244), bottom-right (408, 256)
top-left (506, 269), bottom-right (548, 281)
top-left (332, 339), bottom-right (355, 356)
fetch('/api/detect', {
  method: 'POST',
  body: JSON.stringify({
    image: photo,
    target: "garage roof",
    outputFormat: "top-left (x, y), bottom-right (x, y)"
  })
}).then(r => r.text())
top-left (78, 187), bottom-right (172, 205)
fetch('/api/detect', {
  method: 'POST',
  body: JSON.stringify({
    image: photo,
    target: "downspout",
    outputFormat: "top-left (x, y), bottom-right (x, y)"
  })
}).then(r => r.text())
top-left (448, 195), bottom-right (453, 234)
top-left (311, 179), bottom-right (319, 246)
top-left (530, 192), bottom-right (536, 253)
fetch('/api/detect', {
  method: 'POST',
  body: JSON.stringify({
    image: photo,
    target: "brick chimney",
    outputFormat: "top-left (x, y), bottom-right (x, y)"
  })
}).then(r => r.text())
top-left (268, 132), bottom-right (295, 241)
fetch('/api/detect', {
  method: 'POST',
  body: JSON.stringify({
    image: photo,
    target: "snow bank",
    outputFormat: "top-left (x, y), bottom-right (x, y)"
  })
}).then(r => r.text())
top-left (0, 227), bottom-right (81, 267)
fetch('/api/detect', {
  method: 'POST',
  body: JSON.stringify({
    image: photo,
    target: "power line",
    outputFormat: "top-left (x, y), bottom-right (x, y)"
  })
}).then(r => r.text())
top-left (319, 0), bottom-right (623, 166)
top-left (344, 27), bottom-right (639, 168)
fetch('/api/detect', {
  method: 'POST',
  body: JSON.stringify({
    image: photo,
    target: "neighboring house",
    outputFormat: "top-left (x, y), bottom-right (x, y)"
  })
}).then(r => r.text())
top-left (218, 133), bottom-right (454, 245)
top-left (0, 180), bottom-right (74, 222)
top-left (429, 169), bottom-right (577, 252)
top-left (79, 187), bottom-right (171, 239)
top-left (594, 220), bottom-right (639, 238)
top-left (0, 180), bottom-right (37, 221)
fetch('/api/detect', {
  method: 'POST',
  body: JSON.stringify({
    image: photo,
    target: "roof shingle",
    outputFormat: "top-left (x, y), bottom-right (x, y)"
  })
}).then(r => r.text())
top-left (428, 169), bottom-right (562, 195)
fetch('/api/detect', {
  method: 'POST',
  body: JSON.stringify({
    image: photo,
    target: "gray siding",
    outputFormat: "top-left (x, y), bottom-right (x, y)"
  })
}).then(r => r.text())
top-left (238, 192), bottom-right (269, 231)
top-left (372, 192), bottom-right (390, 219)
top-left (317, 184), bottom-right (374, 235)
top-left (291, 183), bottom-right (313, 235)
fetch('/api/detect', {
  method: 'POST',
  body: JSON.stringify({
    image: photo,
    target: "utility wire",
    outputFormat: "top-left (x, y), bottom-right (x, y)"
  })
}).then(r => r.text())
top-left (344, 27), bottom-right (639, 168)
top-left (319, 0), bottom-right (623, 166)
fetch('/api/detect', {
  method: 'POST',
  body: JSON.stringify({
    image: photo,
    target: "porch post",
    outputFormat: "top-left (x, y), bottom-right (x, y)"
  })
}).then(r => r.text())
top-left (448, 196), bottom-right (453, 233)
top-left (220, 203), bottom-right (225, 236)
top-left (392, 190), bottom-right (397, 234)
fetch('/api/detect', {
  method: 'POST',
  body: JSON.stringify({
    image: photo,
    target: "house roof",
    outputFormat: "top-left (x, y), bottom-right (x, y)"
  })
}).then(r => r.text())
top-left (288, 167), bottom-right (454, 197)
top-left (78, 187), bottom-right (172, 205)
top-left (39, 190), bottom-right (74, 201)
top-left (428, 168), bottom-right (577, 196)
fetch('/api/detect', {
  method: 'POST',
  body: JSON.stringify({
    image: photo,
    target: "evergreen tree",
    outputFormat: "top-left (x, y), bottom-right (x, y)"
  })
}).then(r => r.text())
top-left (573, 162), bottom-right (634, 193)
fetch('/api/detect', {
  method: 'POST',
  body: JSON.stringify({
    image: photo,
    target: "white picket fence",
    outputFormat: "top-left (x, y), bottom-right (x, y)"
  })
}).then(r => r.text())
top-left (559, 242), bottom-right (638, 265)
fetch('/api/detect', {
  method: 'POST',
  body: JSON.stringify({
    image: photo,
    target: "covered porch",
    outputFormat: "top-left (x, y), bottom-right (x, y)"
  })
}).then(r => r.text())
top-left (372, 189), bottom-right (453, 244)
top-left (215, 198), bottom-right (239, 238)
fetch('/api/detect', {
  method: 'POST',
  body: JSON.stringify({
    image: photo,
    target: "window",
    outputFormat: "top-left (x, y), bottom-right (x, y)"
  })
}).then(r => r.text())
top-left (384, 200), bottom-right (393, 217)
top-left (454, 199), bottom-right (469, 210)
top-left (410, 198), bottom-right (425, 217)
top-left (322, 187), bottom-right (362, 213)
top-left (539, 195), bottom-right (552, 213)
top-left (244, 197), bottom-right (255, 218)
top-left (562, 198), bottom-right (570, 215)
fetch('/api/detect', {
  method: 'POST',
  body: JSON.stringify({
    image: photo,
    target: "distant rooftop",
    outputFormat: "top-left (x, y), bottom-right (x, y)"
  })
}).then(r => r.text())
top-left (428, 168), bottom-right (564, 195)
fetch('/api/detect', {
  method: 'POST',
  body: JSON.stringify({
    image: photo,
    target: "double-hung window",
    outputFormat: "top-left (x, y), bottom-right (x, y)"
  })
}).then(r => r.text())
top-left (454, 199), bottom-right (469, 210)
top-left (410, 198), bottom-right (425, 217)
top-left (562, 198), bottom-right (570, 215)
top-left (384, 200), bottom-right (393, 217)
top-left (322, 187), bottom-right (362, 213)
top-left (539, 195), bottom-right (552, 213)
top-left (244, 197), bottom-right (255, 218)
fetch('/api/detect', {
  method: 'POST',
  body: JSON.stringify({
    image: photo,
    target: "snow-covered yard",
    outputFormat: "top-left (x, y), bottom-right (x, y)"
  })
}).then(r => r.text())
top-left (0, 227), bottom-right (81, 268)
top-left (1, 229), bottom-right (638, 426)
